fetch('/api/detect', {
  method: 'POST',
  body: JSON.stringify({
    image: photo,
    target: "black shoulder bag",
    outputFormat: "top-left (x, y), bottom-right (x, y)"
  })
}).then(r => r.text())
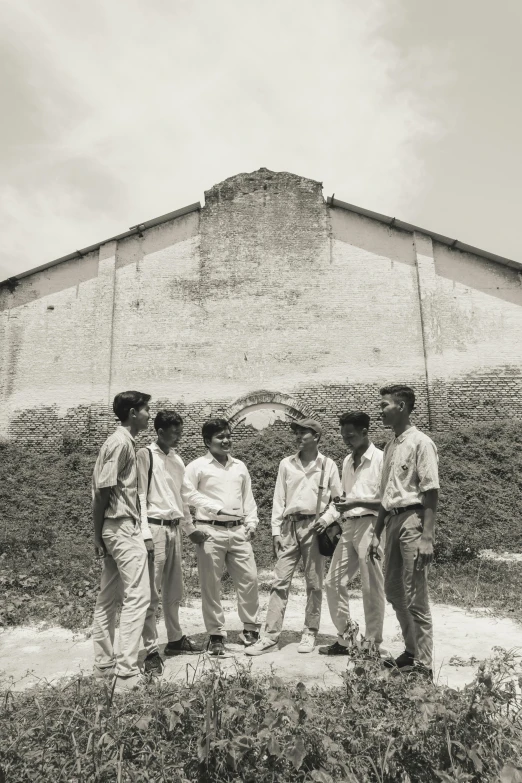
top-left (316, 457), bottom-right (342, 557)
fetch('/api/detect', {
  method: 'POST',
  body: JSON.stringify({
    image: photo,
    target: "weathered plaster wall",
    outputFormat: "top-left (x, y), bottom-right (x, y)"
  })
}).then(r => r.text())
top-left (1, 167), bottom-right (521, 449)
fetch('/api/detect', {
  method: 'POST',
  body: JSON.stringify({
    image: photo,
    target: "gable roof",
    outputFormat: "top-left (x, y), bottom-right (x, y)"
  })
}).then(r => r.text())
top-left (2, 190), bottom-right (521, 289)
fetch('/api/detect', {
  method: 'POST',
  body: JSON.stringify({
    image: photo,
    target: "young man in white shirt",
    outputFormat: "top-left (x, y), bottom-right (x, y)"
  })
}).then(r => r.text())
top-left (368, 385), bottom-right (439, 680)
top-left (246, 419), bottom-right (341, 657)
top-left (185, 418), bottom-right (260, 656)
top-left (136, 410), bottom-right (239, 674)
top-left (317, 411), bottom-right (385, 657)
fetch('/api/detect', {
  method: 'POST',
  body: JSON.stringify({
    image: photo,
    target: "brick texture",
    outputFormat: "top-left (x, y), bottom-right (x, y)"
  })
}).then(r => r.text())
top-left (1, 167), bottom-right (522, 451)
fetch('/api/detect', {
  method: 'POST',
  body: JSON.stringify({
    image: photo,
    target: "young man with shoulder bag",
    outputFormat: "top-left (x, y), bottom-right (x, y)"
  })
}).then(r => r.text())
top-left (247, 419), bottom-right (341, 656)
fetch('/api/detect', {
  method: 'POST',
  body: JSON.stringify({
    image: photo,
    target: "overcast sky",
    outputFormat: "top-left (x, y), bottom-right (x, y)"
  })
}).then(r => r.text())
top-left (1, 0), bottom-right (521, 280)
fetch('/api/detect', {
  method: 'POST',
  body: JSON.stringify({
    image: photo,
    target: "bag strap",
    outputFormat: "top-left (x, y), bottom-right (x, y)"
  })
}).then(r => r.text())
top-left (147, 447), bottom-right (153, 492)
top-left (314, 457), bottom-right (329, 523)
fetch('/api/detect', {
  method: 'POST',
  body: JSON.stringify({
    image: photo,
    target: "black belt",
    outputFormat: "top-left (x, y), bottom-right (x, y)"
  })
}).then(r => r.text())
top-left (286, 513), bottom-right (315, 521)
top-left (148, 517), bottom-right (180, 527)
top-left (388, 504), bottom-right (424, 517)
top-left (343, 514), bottom-right (376, 520)
top-left (195, 519), bottom-right (243, 528)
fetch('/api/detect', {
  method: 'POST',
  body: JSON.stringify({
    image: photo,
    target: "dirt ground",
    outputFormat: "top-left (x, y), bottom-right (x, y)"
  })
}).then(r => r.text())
top-left (2, 575), bottom-right (521, 692)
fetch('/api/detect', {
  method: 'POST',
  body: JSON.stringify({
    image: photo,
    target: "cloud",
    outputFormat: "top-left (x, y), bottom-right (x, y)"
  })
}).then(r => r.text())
top-left (0, 0), bottom-right (443, 279)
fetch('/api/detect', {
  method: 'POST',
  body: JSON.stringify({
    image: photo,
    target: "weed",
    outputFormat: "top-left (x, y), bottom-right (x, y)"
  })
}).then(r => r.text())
top-left (0, 649), bottom-right (521, 782)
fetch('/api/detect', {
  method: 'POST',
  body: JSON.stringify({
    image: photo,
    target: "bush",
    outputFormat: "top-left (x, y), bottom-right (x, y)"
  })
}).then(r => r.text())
top-left (1, 649), bottom-right (521, 782)
top-left (1, 421), bottom-right (521, 629)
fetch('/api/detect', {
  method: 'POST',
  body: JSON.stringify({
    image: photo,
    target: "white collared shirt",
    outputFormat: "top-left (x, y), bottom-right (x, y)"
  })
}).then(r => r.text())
top-left (137, 442), bottom-right (222, 539)
top-left (185, 452), bottom-right (259, 530)
top-left (381, 426), bottom-right (439, 511)
top-left (323, 442), bottom-right (383, 523)
top-left (271, 451), bottom-right (342, 536)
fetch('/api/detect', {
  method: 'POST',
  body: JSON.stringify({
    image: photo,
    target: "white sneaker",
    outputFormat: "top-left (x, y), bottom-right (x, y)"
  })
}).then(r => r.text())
top-left (113, 673), bottom-right (147, 693)
top-left (297, 633), bottom-right (316, 653)
top-left (244, 637), bottom-right (279, 656)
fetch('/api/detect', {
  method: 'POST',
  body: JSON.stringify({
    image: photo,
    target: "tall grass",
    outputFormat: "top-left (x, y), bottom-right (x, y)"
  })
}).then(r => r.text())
top-left (1, 649), bottom-right (521, 782)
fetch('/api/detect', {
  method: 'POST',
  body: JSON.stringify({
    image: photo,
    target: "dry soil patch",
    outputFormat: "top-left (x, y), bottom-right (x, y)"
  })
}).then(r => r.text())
top-left (1, 585), bottom-right (521, 692)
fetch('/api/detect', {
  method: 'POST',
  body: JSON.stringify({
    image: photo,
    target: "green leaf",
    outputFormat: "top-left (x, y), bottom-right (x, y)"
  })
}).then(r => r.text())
top-left (288, 736), bottom-right (306, 770)
top-left (267, 735), bottom-right (281, 758)
top-left (197, 734), bottom-right (208, 763)
top-left (500, 764), bottom-right (522, 783)
top-left (310, 770), bottom-right (334, 783)
top-left (468, 747), bottom-right (482, 773)
top-left (135, 714), bottom-right (153, 730)
top-left (168, 711), bottom-right (181, 731)
top-left (232, 735), bottom-right (254, 753)
top-left (97, 732), bottom-right (115, 748)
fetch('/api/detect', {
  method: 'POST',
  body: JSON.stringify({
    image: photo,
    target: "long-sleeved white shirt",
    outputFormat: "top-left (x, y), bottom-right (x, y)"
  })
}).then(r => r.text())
top-left (271, 451), bottom-right (342, 536)
top-left (185, 452), bottom-right (259, 531)
top-left (323, 442), bottom-right (383, 524)
top-left (136, 442), bottom-right (223, 539)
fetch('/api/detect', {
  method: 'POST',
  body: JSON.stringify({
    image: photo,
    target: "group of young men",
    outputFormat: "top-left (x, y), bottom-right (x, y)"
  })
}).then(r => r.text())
top-left (91, 384), bottom-right (439, 693)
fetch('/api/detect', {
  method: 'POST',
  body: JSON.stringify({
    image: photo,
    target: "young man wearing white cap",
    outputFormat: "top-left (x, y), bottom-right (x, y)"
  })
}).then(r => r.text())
top-left (246, 418), bottom-right (341, 656)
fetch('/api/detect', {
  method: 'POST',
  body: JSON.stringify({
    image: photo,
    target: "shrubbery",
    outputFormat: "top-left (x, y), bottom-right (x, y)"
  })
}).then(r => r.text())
top-left (1, 649), bottom-right (521, 782)
top-left (1, 421), bottom-right (521, 629)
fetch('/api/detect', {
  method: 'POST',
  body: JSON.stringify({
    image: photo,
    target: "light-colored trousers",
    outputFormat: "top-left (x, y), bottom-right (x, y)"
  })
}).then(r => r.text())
top-left (196, 523), bottom-right (260, 638)
top-left (325, 515), bottom-right (385, 646)
top-left (264, 515), bottom-right (324, 641)
top-left (142, 522), bottom-right (184, 655)
top-left (384, 509), bottom-right (433, 668)
top-left (92, 518), bottom-right (150, 678)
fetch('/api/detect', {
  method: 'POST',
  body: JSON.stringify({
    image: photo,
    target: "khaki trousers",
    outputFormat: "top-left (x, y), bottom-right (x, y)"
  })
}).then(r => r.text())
top-left (384, 509), bottom-right (433, 668)
top-left (142, 523), bottom-right (184, 655)
top-left (325, 515), bottom-right (385, 646)
top-left (92, 518), bottom-right (150, 678)
top-left (264, 515), bottom-right (323, 641)
top-left (196, 523), bottom-right (260, 638)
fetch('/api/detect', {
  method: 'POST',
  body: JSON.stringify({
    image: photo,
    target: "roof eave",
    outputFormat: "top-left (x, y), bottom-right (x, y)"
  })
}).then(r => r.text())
top-left (327, 196), bottom-right (522, 272)
top-left (0, 201), bottom-right (201, 286)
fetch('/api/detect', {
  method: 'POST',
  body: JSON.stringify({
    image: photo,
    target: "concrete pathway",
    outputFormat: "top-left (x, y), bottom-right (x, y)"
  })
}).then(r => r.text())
top-left (1, 585), bottom-right (521, 692)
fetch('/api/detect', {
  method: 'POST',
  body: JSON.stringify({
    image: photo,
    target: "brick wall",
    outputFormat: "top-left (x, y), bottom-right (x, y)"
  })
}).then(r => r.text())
top-left (1, 167), bottom-right (521, 452)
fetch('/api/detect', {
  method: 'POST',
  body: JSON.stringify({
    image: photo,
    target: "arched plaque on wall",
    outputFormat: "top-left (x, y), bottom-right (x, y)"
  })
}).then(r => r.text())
top-left (224, 391), bottom-right (317, 431)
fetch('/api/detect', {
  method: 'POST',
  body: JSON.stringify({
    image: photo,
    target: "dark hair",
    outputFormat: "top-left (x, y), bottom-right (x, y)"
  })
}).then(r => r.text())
top-left (154, 409), bottom-right (183, 432)
top-left (202, 418), bottom-right (231, 446)
top-left (338, 410), bottom-right (370, 430)
top-left (380, 384), bottom-right (415, 413)
top-left (112, 391), bottom-right (151, 423)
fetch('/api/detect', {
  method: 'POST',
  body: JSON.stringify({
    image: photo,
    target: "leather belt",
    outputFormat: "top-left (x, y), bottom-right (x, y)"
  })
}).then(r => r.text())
top-left (195, 519), bottom-right (243, 528)
top-left (388, 504), bottom-right (424, 517)
top-left (147, 517), bottom-right (180, 527)
top-left (286, 513), bottom-right (315, 521)
top-left (343, 514), bottom-right (376, 520)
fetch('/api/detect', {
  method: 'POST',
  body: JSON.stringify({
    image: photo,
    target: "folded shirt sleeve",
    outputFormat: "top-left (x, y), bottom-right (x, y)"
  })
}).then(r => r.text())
top-left (271, 460), bottom-right (286, 536)
top-left (136, 447), bottom-right (152, 541)
top-left (417, 440), bottom-right (440, 492)
top-left (242, 467), bottom-right (259, 531)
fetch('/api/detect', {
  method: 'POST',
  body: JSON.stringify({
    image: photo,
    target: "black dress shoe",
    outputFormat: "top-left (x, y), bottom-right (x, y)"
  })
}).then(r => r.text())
top-left (164, 636), bottom-right (204, 656)
top-left (207, 635), bottom-right (226, 656)
top-left (239, 630), bottom-right (259, 646)
top-left (383, 649), bottom-right (414, 669)
top-left (318, 641), bottom-right (351, 656)
top-left (143, 651), bottom-right (164, 676)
